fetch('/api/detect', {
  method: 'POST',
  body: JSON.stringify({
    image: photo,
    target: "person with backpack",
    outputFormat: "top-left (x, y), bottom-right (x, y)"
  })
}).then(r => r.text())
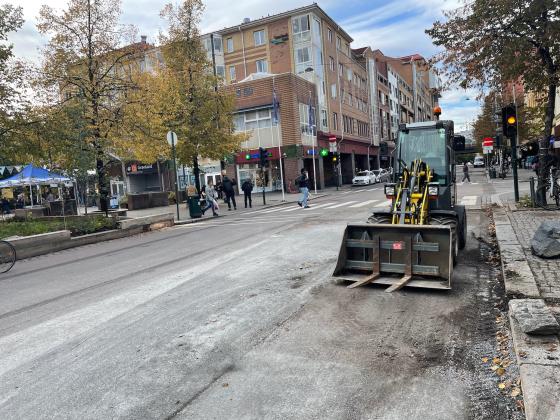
top-left (241, 178), bottom-right (254, 208)
top-left (461, 162), bottom-right (471, 184)
top-left (297, 168), bottom-right (310, 208)
top-left (221, 172), bottom-right (237, 211)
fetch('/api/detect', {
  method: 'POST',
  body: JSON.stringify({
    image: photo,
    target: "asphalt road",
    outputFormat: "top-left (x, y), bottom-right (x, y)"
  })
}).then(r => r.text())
top-left (0, 171), bottom-right (524, 419)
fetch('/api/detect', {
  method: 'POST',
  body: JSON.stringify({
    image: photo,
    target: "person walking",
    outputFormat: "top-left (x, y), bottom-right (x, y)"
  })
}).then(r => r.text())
top-left (461, 162), bottom-right (471, 184)
top-left (297, 168), bottom-right (310, 208)
top-left (201, 181), bottom-right (219, 217)
top-left (241, 178), bottom-right (253, 208)
top-left (222, 172), bottom-right (237, 211)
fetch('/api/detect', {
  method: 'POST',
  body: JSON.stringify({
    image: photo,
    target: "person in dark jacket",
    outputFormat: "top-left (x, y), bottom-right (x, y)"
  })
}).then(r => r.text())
top-left (222, 173), bottom-right (237, 210)
top-left (241, 178), bottom-right (254, 208)
top-left (461, 162), bottom-right (470, 183)
top-left (297, 168), bottom-right (310, 208)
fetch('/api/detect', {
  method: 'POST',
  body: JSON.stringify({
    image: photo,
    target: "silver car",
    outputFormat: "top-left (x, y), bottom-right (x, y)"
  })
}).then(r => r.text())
top-left (372, 169), bottom-right (390, 183)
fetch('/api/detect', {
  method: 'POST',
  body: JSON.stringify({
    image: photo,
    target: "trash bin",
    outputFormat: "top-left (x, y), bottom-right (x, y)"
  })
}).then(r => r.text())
top-left (187, 195), bottom-right (202, 218)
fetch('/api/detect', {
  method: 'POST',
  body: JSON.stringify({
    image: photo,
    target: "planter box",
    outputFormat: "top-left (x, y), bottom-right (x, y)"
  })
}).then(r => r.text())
top-left (127, 192), bottom-right (169, 210)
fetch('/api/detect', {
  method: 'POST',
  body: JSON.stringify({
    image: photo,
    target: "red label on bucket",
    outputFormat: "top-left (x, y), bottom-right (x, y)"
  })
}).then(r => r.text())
top-left (392, 242), bottom-right (404, 250)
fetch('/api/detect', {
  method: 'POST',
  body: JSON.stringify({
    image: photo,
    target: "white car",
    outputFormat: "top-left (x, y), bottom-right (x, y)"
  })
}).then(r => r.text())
top-left (473, 157), bottom-right (485, 168)
top-left (372, 169), bottom-right (391, 183)
top-left (352, 171), bottom-right (376, 186)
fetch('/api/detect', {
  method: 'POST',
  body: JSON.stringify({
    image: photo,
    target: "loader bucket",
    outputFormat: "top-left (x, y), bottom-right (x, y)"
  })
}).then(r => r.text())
top-left (333, 223), bottom-right (453, 291)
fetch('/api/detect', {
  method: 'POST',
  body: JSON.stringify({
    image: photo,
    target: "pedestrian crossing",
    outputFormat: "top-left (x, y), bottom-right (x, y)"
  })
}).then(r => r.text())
top-left (349, 199), bottom-right (378, 208)
top-left (459, 195), bottom-right (478, 206)
top-left (243, 199), bottom-right (392, 217)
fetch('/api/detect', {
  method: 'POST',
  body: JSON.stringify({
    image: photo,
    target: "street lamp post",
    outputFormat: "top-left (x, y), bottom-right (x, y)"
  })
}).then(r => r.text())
top-left (167, 131), bottom-right (180, 221)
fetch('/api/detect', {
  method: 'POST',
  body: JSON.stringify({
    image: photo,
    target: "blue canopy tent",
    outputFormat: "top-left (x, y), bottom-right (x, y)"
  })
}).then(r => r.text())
top-left (0, 164), bottom-right (72, 205)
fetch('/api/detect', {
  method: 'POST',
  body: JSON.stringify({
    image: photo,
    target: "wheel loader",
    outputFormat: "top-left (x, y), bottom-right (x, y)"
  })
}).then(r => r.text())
top-left (333, 120), bottom-right (467, 292)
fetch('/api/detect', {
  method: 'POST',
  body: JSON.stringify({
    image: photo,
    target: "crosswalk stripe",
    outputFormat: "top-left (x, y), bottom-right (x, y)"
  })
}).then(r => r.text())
top-left (326, 201), bottom-right (357, 209)
top-left (374, 200), bottom-right (392, 208)
top-left (460, 195), bottom-right (478, 205)
top-left (261, 206), bottom-right (292, 214)
top-left (303, 202), bottom-right (336, 210)
top-left (349, 200), bottom-right (378, 208)
top-left (367, 187), bottom-right (380, 191)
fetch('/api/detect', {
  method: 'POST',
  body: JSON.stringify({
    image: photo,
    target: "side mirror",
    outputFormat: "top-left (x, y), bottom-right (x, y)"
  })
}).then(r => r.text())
top-left (453, 135), bottom-right (466, 151)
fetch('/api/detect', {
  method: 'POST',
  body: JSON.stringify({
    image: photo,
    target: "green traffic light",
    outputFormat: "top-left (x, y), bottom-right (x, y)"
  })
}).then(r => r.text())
top-left (245, 154), bottom-right (251, 160)
top-left (320, 148), bottom-right (328, 157)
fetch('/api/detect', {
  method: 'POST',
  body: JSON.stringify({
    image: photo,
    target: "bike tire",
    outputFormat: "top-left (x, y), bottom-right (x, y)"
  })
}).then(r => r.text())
top-left (0, 240), bottom-right (16, 274)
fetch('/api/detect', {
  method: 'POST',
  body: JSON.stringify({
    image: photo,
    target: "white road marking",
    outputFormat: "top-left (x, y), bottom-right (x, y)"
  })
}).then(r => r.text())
top-left (374, 200), bottom-right (392, 208)
top-left (460, 195), bottom-right (478, 205)
top-left (302, 202), bottom-right (336, 210)
top-left (326, 201), bottom-right (357, 209)
top-left (349, 200), bottom-right (378, 208)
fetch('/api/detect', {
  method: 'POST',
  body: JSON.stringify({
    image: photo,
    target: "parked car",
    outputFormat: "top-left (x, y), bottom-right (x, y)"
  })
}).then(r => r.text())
top-left (372, 169), bottom-right (391, 183)
top-left (473, 156), bottom-right (485, 168)
top-left (352, 170), bottom-right (376, 186)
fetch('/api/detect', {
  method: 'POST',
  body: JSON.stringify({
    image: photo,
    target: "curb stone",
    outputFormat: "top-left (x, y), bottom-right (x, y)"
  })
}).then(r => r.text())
top-left (494, 209), bottom-right (560, 419)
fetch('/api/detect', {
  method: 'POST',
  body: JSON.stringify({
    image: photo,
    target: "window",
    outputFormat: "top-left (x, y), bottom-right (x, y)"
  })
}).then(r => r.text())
top-left (256, 59), bottom-right (268, 73)
top-left (347, 68), bottom-right (352, 81)
top-left (329, 56), bottom-right (335, 72)
top-left (321, 109), bottom-right (328, 128)
top-left (345, 43), bottom-right (350, 56)
top-left (254, 30), bottom-right (266, 46)
top-left (338, 63), bottom-right (343, 76)
top-left (336, 36), bottom-right (341, 49)
top-left (215, 65), bottom-right (225, 78)
top-left (292, 15), bottom-right (310, 43)
top-left (213, 37), bottom-right (222, 52)
top-left (327, 28), bottom-right (333, 43)
top-left (244, 109), bottom-right (271, 130)
top-left (349, 94), bottom-right (353, 107)
top-left (296, 46), bottom-right (311, 64)
top-left (333, 112), bottom-right (338, 130)
top-left (226, 37), bottom-right (234, 53)
top-left (229, 65), bottom-right (236, 81)
top-left (331, 84), bottom-right (337, 99)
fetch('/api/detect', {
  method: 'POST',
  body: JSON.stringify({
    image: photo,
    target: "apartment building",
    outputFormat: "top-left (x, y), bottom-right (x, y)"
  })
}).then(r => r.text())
top-left (202, 4), bottom-right (442, 188)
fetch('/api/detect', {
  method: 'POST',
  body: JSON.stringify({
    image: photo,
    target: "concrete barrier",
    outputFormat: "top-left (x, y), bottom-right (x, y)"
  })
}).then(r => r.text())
top-left (6, 213), bottom-right (174, 260)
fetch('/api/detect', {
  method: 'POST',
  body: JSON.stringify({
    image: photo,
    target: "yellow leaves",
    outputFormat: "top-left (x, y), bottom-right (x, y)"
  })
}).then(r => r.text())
top-left (496, 367), bottom-right (506, 376)
top-left (492, 357), bottom-right (501, 364)
top-left (481, 357), bottom-right (489, 363)
top-left (498, 382), bottom-right (506, 390)
top-left (510, 388), bottom-right (521, 397)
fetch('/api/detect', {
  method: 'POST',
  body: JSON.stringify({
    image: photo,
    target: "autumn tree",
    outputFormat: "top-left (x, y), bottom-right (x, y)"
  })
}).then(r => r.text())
top-left (0, 3), bottom-right (25, 157)
top-left (138, 0), bottom-right (244, 193)
top-left (36, 0), bottom-right (140, 212)
top-left (427, 0), bottom-right (560, 204)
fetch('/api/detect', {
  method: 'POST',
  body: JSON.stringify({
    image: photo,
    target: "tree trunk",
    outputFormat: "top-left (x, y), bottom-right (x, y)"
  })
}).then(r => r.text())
top-left (193, 155), bottom-right (201, 195)
top-left (536, 82), bottom-right (557, 205)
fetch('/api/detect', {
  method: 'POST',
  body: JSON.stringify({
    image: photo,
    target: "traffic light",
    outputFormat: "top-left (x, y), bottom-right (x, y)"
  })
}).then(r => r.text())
top-left (332, 153), bottom-right (339, 163)
top-left (494, 135), bottom-right (501, 148)
top-left (320, 148), bottom-right (329, 157)
top-left (501, 104), bottom-right (517, 138)
top-left (259, 147), bottom-right (268, 168)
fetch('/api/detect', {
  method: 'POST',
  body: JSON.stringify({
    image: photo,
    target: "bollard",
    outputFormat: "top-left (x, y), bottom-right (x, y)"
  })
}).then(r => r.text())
top-left (529, 177), bottom-right (536, 207)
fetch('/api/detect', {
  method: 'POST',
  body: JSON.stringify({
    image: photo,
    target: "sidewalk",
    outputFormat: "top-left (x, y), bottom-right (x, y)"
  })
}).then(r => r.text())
top-left (494, 208), bottom-right (560, 419)
top-left (125, 187), bottom-right (339, 222)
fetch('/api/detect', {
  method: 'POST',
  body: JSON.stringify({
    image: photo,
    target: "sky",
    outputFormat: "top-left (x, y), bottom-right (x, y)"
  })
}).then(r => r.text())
top-left (3, 0), bottom-right (480, 131)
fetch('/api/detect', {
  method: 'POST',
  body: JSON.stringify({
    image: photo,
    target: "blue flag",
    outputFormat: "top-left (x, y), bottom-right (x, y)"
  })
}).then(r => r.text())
top-left (308, 96), bottom-right (315, 135)
top-left (272, 89), bottom-right (279, 126)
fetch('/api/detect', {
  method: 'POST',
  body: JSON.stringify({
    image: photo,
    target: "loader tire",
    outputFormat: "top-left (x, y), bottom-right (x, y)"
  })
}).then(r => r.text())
top-left (430, 216), bottom-right (459, 266)
top-left (455, 206), bottom-right (467, 250)
top-left (367, 214), bottom-right (392, 224)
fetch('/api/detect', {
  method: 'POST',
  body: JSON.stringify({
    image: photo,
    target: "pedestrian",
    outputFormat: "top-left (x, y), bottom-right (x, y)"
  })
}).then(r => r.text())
top-left (297, 168), bottom-right (310, 208)
top-left (1, 197), bottom-right (11, 215)
top-left (215, 180), bottom-right (223, 200)
top-left (241, 178), bottom-right (253, 208)
top-left (221, 172), bottom-right (237, 211)
top-left (201, 181), bottom-right (219, 217)
top-left (461, 162), bottom-right (470, 184)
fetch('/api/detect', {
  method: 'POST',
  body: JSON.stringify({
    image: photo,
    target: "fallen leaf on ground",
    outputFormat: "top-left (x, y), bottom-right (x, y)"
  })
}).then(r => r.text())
top-left (492, 357), bottom-right (501, 364)
top-left (516, 400), bottom-right (525, 411)
top-left (518, 351), bottom-right (527, 358)
top-left (498, 383), bottom-right (506, 389)
top-left (511, 388), bottom-right (521, 397)
top-left (496, 367), bottom-right (506, 376)
top-left (491, 365), bottom-right (499, 371)
top-left (222, 383), bottom-right (229, 388)
top-left (482, 357), bottom-right (489, 363)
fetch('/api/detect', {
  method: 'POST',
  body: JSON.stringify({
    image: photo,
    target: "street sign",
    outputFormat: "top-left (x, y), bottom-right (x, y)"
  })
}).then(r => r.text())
top-left (166, 131), bottom-right (178, 146)
top-left (483, 146), bottom-right (493, 154)
top-left (483, 137), bottom-right (493, 147)
top-left (329, 142), bottom-right (337, 153)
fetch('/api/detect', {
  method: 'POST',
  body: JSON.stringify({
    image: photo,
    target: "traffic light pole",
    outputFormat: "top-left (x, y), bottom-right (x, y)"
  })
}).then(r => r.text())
top-left (511, 132), bottom-right (520, 202)
top-left (261, 167), bottom-right (266, 205)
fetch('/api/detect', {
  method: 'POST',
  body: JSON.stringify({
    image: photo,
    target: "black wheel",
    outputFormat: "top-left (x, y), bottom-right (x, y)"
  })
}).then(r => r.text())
top-left (430, 216), bottom-right (458, 266)
top-left (0, 240), bottom-right (16, 273)
top-left (367, 214), bottom-right (392, 224)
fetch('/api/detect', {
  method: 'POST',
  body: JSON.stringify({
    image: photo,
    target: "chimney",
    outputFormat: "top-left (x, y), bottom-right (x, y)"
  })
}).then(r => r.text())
top-left (140, 35), bottom-right (147, 44)
top-left (243, 17), bottom-right (250, 24)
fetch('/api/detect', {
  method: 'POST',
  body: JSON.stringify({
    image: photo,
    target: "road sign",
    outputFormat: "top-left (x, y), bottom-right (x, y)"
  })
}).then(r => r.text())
top-left (329, 142), bottom-right (337, 153)
top-left (483, 137), bottom-right (493, 147)
top-left (166, 131), bottom-right (178, 146)
top-left (483, 146), bottom-right (493, 154)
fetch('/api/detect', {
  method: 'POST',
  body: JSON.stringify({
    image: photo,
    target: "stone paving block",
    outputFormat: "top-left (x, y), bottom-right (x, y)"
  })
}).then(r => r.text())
top-left (520, 364), bottom-right (560, 420)
top-left (500, 243), bottom-right (527, 262)
top-left (502, 260), bottom-right (541, 298)
top-left (495, 223), bottom-right (520, 245)
top-left (493, 211), bottom-right (511, 226)
top-left (510, 299), bottom-right (560, 335)
top-left (509, 307), bottom-right (560, 366)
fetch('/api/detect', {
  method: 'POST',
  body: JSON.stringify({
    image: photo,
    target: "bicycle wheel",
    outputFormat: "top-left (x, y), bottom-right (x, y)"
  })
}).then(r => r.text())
top-left (0, 240), bottom-right (16, 273)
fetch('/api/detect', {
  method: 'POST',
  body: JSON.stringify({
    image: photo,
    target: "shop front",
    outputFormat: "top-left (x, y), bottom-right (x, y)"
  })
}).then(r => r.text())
top-left (125, 162), bottom-right (161, 193)
top-left (235, 148), bottom-right (284, 193)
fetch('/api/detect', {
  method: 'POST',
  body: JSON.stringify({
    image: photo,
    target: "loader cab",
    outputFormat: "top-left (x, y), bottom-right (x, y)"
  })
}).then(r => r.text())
top-left (395, 121), bottom-right (455, 186)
